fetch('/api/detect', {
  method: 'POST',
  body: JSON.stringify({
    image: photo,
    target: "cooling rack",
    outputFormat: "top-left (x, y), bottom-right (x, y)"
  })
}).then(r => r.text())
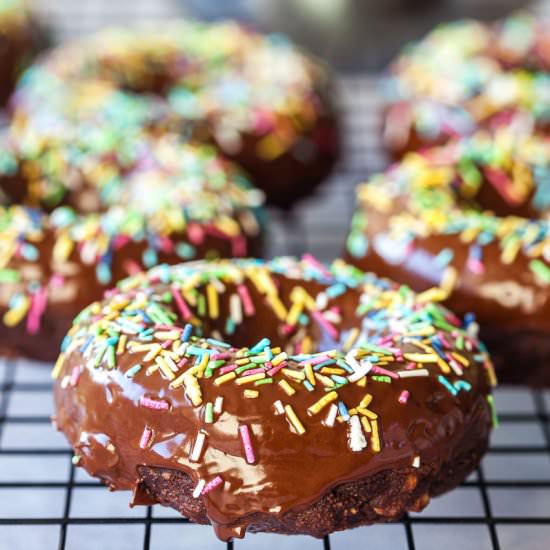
top-left (1, 1), bottom-right (550, 549)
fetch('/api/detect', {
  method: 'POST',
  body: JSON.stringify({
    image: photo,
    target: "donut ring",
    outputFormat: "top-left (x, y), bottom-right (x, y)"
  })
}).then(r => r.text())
top-left (0, 0), bottom-right (43, 106)
top-left (344, 130), bottom-right (550, 384)
top-left (0, 138), bottom-right (263, 361)
top-left (382, 12), bottom-right (550, 157)
top-left (53, 257), bottom-right (496, 540)
top-left (8, 20), bottom-right (339, 207)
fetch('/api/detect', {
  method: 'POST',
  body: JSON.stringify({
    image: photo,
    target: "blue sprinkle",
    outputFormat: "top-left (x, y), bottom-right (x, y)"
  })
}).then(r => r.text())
top-left (181, 323), bottom-right (193, 342)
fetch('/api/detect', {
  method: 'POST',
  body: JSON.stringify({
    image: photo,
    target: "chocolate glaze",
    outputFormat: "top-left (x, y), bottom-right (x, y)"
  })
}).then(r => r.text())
top-left (52, 258), bottom-right (494, 539)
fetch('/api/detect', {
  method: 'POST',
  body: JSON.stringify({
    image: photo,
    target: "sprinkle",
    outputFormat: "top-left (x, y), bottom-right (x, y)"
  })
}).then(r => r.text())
top-left (206, 284), bottom-right (219, 319)
top-left (190, 432), bottom-right (207, 462)
top-left (273, 400), bottom-right (285, 415)
top-left (371, 419), bottom-right (381, 453)
top-left (237, 284), bottom-right (255, 315)
top-left (126, 364), bottom-right (142, 378)
top-left (172, 288), bottom-right (192, 320)
top-left (397, 369), bottom-right (429, 378)
top-left (139, 396), bottom-right (170, 411)
top-left (278, 379), bottom-right (296, 396)
top-left (324, 403), bottom-right (338, 427)
top-left (412, 455), bottom-right (421, 468)
top-left (214, 396), bottom-right (224, 414)
top-left (236, 372), bottom-right (265, 385)
top-left (204, 402), bottom-right (214, 423)
top-left (530, 259), bottom-right (550, 284)
top-left (51, 353), bottom-right (65, 379)
top-left (181, 323), bottom-right (193, 342)
top-left (487, 395), bottom-right (499, 428)
top-left (239, 424), bottom-right (256, 464)
top-left (70, 366), bottom-right (81, 387)
top-left (139, 427), bottom-right (153, 449)
top-left (307, 391), bottom-right (338, 415)
top-left (438, 375), bottom-right (458, 396)
top-left (348, 414), bottom-right (367, 452)
top-left (284, 404), bottom-right (306, 435)
top-left (244, 389), bottom-right (259, 398)
top-left (201, 475), bottom-right (224, 495)
top-left (214, 372), bottom-right (236, 385)
top-left (193, 479), bottom-right (206, 498)
top-left (398, 390), bottom-right (410, 404)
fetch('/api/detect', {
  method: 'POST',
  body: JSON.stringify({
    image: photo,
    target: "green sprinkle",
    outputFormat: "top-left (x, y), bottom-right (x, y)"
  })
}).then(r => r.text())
top-left (0, 269), bottom-right (19, 284)
top-left (204, 402), bottom-right (214, 424)
top-left (529, 259), bottom-right (550, 284)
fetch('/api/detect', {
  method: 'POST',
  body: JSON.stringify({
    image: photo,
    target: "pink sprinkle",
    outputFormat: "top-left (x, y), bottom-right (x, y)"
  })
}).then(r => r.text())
top-left (50, 274), bottom-right (65, 287)
top-left (70, 366), bottom-right (81, 387)
top-left (212, 352), bottom-right (231, 361)
top-left (243, 368), bottom-right (264, 376)
top-left (171, 287), bottom-right (192, 320)
top-left (161, 340), bottom-right (172, 349)
top-left (219, 364), bottom-right (238, 375)
top-left (231, 236), bottom-right (247, 257)
top-left (237, 285), bottom-right (255, 316)
top-left (371, 365), bottom-right (399, 379)
top-left (112, 235), bottom-right (131, 249)
top-left (267, 361), bottom-right (287, 377)
top-left (26, 287), bottom-right (47, 335)
top-left (139, 427), bottom-right (152, 449)
top-left (302, 254), bottom-right (331, 277)
top-left (157, 236), bottom-right (174, 253)
top-left (467, 258), bottom-right (485, 275)
top-left (311, 311), bottom-right (339, 341)
top-left (177, 358), bottom-right (189, 369)
top-left (239, 425), bottom-right (256, 464)
top-left (405, 362), bottom-right (416, 370)
top-left (281, 324), bottom-right (296, 335)
top-left (123, 260), bottom-right (142, 276)
top-left (187, 223), bottom-right (205, 245)
top-left (398, 390), bottom-right (410, 404)
top-left (201, 475), bottom-right (224, 495)
top-left (139, 397), bottom-right (170, 411)
top-left (156, 324), bottom-right (182, 332)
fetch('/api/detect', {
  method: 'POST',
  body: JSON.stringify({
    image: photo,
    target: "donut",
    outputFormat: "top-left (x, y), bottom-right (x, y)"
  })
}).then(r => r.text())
top-left (0, 138), bottom-right (263, 361)
top-left (344, 130), bottom-right (550, 385)
top-left (7, 20), bottom-right (339, 208)
top-left (52, 256), bottom-right (496, 540)
top-left (0, 0), bottom-right (43, 106)
top-left (382, 12), bottom-right (550, 157)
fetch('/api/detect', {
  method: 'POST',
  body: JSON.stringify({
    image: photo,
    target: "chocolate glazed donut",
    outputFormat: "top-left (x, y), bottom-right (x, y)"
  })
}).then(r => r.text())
top-left (8, 20), bottom-right (339, 207)
top-left (52, 257), bottom-right (496, 540)
top-left (345, 131), bottom-right (550, 385)
top-left (0, 139), bottom-right (264, 362)
top-left (381, 12), bottom-right (550, 158)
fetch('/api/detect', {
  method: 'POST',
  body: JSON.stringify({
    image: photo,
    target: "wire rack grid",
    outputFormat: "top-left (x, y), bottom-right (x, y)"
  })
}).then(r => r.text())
top-left (1, 1), bottom-right (550, 547)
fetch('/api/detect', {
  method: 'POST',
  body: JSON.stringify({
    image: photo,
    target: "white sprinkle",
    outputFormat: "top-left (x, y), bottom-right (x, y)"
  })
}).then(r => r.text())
top-left (230, 293), bottom-right (243, 324)
top-left (412, 455), bottom-right (421, 468)
top-left (192, 479), bottom-right (206, 498)
top-left (347, 359), bottom-right (372, 383)
top-left (397, 369), bottom-right (430, 378)
top-left (214, 396), bottom-right (224, 415)
top-left (273, 400), bottom-right (285, 415)
top-left (348, 415), bottom-right (367, 452)
top-left (324, 403), bottom-right (338, 427)
top-left (190, 432), bottom-right (207, 462)
top-left (316, 292), bottom-right (328, 310)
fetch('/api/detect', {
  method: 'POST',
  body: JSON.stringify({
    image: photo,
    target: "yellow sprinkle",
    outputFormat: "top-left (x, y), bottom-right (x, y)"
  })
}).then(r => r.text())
top-left (361, 416), bottom-right (371, 433)
top-left (302, 336), bottom-right (313, 354)
top-left (3, 297), bottom-right (30, 327)
top-left (184, 373), bottom-right (202, 407)
top-left (214, 372), bottom-right (237, 386)
top-left (53, 233), bottom-right (74, 263)
top-left (286, 301), bottom-right (303, 326)
top-left (155, 356), bottom-right (176, 381)
top-left (357, 407), bottom-right (378, 420)
top-left (271, 352), bottom-right (288, 367)
top-left (358, 394), bottom-right (372, 409)
top-left (356, 377), bottom-right (367, 387)
top-left (144, 344), bottom-right (162, 362)
top-left (278, 379), bottom-right (296, 396)
top-left (170, 371), bottom-right (189, 389)
top-left (267, 295), bottom-right (287, 321)
top-left (236, 358), bottom-right (250, 365)
top-left (51, 353), bottom-right (65, 380)
top-left (236, 373), bottom-right (266, 385)
top-left (206, 284), bottom-right (219, 319)
top-left (244, 389), bottom-right (259, 399)
top-left (284, 404), bottom-right (306, 435)
top-left (116, 334), bottom-right (127, 355)
top-left (451, 352), bottom-right (470, 367)
top-left (417, 287), bottom-right (447, 304)
top-left (440, 266), bottom-right (458, 296)
top-left (403, 353), bottom-right (438, 363)
top-left (314, 373), bottom-right (335, 388)
top-left (197, 353), bottom-right (209, 378)
top-left (282, 368), bottom-right (305, 381)
top-left (343, 328), bottom-right (360, 352)
top-left (371, 419), bottom-right (381, 453)
top-left (320, 367), bottom-right (346, 376)
top-left (307, 391), bottom-right (338, 416)
top-left (305, 363), bottom-right (316, 386)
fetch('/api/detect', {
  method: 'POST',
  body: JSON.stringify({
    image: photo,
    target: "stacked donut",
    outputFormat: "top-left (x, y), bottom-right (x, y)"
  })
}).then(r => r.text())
top-left (0, 19), bottom-right (339, 360)
top-left (346, 13), bottom-right (550, 385)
